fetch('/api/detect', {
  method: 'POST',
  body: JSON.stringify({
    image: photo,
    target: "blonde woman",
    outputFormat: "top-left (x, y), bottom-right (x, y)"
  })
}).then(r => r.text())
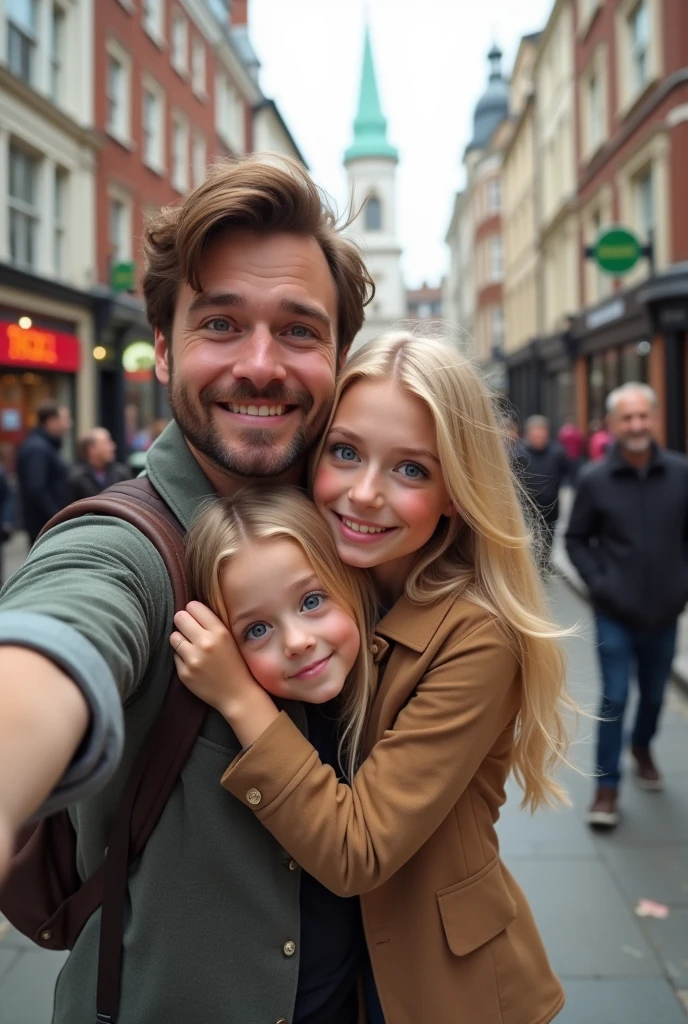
top-left (172, 332), bottom-right (575, 1024)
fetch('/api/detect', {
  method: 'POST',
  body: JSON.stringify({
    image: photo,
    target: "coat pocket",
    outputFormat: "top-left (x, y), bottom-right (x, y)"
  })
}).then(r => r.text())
top-left (437, 858), bottom-right (517, 956)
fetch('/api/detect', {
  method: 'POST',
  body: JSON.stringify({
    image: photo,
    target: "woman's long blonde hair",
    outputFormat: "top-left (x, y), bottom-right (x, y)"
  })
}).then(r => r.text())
top-left (185, 486), bottom-right (377, 778)
top-left (315, 330), bottom-right (575, 810)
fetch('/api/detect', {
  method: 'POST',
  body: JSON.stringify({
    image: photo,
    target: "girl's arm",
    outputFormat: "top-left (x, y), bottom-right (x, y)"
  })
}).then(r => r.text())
top-left (221, 618), bottom-right (519, 897)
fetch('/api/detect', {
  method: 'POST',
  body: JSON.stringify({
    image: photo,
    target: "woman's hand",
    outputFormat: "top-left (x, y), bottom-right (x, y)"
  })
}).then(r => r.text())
top-left (170, 602), bottom-right (279, 744)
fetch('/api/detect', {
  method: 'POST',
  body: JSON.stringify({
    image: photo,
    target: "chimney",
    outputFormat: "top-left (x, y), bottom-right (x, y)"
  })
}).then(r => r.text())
top-left (231, 0), bottom-right (248, 25)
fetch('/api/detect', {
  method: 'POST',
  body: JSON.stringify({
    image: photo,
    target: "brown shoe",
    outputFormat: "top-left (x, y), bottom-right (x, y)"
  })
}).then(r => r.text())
top-left (587, 786), bottom-right (620, 828)
top-left (631, 746), bottom-right (664, 791)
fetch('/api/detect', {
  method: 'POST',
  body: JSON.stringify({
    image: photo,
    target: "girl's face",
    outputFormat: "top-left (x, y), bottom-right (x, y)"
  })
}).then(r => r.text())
top-left (313, 379), bottom-right (453, 584)
top-left (220, 538), bottom-right (360, 704)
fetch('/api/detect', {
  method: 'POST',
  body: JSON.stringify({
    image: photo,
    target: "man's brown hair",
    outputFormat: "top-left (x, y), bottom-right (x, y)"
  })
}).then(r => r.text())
top-left (142, 155), bottom-right (374, 351)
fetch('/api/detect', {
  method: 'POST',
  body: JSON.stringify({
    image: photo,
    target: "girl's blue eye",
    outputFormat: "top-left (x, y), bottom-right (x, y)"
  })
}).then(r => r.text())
top-left (302, 592), bottom-right (325, 612)
top-left (398, 462), bottom-right (427, 480)
top-left (331, 443), bottom-right (359, 462)
top-left (245, 622), bottom-right (269, 641)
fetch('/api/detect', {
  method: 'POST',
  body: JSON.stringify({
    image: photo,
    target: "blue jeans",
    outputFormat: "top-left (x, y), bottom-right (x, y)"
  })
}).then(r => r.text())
top-left (595, 615), bottom-right (677, 787)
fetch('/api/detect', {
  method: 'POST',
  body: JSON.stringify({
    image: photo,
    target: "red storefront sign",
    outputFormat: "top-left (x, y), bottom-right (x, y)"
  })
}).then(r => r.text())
top-left (0, 321), bottom-right (81, 373)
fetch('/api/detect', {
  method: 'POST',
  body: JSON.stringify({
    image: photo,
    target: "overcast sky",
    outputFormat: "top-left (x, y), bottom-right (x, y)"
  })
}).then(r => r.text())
top-left (250, 0), bottom-right (555, 288)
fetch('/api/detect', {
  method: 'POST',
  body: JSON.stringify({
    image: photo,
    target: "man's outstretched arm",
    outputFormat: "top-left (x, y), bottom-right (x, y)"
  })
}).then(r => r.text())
top-left (0, 648), bottom-right (89, 882)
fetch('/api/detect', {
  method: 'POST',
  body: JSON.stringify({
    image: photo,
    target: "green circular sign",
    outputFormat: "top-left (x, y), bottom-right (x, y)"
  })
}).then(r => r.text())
top-left (594, 228), bottom-right (642, 275)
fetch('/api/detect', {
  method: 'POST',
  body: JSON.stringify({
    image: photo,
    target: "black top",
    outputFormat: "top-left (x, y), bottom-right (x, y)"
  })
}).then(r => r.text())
top-left (514, 441), bottom-right (568, 521)
top-left (566, 443), bottom-right (688, 629)
top-left (67, 461), bottom-right (133, 503)
top-left (16, 427), bottom-right (69, 542)
top-left (294, 700), bottom-right (363, 1023)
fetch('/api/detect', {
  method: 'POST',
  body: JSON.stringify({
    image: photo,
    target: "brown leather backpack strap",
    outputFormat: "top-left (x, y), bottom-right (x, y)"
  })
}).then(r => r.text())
top-left (40, 481), bottom-right (207, 1023)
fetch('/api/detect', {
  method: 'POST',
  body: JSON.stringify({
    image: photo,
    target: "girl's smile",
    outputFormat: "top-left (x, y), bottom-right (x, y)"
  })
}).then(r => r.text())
top-left (313, 379), bottom-right (454, 597)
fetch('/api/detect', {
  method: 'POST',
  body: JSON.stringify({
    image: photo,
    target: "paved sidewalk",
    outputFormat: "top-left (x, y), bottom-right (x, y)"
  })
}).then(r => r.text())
top-left (1, 579), bottom-right (687, 1022)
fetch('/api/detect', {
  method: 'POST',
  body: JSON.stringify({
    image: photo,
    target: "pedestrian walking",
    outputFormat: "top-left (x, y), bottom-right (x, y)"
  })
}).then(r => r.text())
top-left (174, 332), bottom-right (571, 1024)
top-left (16, 400), bottom-right (71, 545)
top-left (0, 156), bottom-right (377, 1024)
top-left (0, 462), bottom-right (14, 585)
top-left (557, 416), bottom-right (585, 483)
top-left (68, 427), bottom-right (132, 502)
top-left (515, 415), bottom-right (568, 567)
top-left (566, 383), bottom-right (688, 828)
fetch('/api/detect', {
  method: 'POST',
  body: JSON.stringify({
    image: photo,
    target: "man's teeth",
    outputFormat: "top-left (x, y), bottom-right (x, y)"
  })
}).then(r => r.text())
top-left (342, 517), bottom-right (387, 535)
top-left (227, 404), bottom-right (286, 417)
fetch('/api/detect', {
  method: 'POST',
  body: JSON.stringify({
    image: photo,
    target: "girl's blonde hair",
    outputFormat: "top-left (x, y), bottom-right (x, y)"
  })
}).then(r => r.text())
top-left (315, 329), bottom-right (575, 811)
top-left (185, 486), bottom-right (377, 778)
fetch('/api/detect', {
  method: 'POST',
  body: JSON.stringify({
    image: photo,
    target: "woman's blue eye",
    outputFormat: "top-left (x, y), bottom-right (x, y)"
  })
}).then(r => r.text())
top-left (331, 443), bottom-right (359, 462)
top-left (302, 593), bottom-right (325, 612)
top-left (398, 462), bottom-right (427, 480)
top-left (245, 622), bottom-right (269, 641)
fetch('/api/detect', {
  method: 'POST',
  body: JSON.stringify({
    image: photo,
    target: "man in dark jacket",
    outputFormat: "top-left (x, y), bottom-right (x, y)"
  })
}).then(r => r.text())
top-left (16, 401), bottom-right (72, 545)
top-left (68, 428), bottom-right (132, 502)
top-left (515, 415), bottom-right (568, 567)
top-left (0, 463), bottom-right (15, 585)
top-left (566, 382), bottom-right (688, 828)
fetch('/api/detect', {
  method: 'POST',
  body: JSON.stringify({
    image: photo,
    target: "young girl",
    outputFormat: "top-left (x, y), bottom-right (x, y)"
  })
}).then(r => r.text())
top-left (171, 331), bottom-right (574, 1024)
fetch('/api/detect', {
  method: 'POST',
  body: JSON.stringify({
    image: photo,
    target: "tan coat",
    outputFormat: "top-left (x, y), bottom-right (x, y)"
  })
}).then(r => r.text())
top-left (222, 593), bottom-right (565, 1024)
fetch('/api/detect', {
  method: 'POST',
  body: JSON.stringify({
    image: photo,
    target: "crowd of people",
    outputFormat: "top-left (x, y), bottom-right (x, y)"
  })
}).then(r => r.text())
top-left (0, 155), bottom-right (685, 1024)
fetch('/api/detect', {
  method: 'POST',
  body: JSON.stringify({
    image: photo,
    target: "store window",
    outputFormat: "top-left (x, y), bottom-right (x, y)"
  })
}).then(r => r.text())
top-left (8, 144), bottom-right (39, 271)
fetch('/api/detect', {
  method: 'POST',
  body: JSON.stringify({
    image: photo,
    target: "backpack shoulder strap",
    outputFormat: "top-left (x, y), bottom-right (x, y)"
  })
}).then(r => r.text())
top-left (40, 478), bottom-right (207, 1023)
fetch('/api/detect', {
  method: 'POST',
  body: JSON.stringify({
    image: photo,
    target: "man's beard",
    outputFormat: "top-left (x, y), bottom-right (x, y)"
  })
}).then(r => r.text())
top-left (621, 433), bottom-right (652, 453)
top-left (168, 371), bottom-right (333, 478)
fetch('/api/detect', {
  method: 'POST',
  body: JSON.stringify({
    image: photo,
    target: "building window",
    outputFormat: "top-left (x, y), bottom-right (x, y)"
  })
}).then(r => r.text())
top-left (634, 166), bottom-right (654, 241)
top-left (109, 194), bottom-right (131, 266)
top-left (216, 74), bottom-right (245, 154)
top-left (171, 114), bottom-right (189, 192)
top-left (192, 132), bottom-right (207, 188)
top-left (50, 4), bottom-right (66, 102)
top-left (171, 11), bottom-right (188, 74)
top-left (365, 196), bottom-right (382, 232)
top-left (629, 1), bottom-right (650, 92)
top-left (106, 45), bottom-right (131, 141)
top-left (142, 0), bottom-right (164, 42)
top-left (8, 144), bottom-right (39, 270)
top-left (488, 179), bottom-right (501, 212)
top-left (54, 167), bottom-right (68, 275)
top-left (192, 38), bottom-right (206, 96)
top-left (588, 70), bottom-right (603, 149)
top-left (491, 306), bottom-right (504, 352)
top-left (489, 236), bottom-right (503, 281)
top-left (6, 0), bottom-right (38, 85)
top-left (142, 81), bottom-right (165, 170)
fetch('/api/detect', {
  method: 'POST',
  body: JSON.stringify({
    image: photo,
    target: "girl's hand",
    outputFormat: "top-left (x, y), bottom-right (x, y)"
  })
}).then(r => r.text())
top-left (170, 602), bottom-right (279, 744)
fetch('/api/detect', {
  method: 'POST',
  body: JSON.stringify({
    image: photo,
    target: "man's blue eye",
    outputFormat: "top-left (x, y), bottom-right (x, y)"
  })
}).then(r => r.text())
top-left (331, 444), bottom-right (358, 462)
top-left (246, 622), bottom-right (269, 641)
top-left (399, 462), bottom-right (426, 480)
top-left (289, 324), bottom-right (314, 338)
top-left (302, 593), bottom-right (325, 612)
top-left (205, 317), bottom-right (231, 332)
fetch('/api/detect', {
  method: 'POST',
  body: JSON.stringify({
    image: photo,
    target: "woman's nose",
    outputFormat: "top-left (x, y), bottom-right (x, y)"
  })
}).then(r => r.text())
top-left (348, 471), bottom-right (385, 509)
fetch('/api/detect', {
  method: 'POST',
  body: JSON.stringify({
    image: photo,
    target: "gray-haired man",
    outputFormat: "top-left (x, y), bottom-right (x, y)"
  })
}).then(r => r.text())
top-left (566, 383), bottom-right (688, 828)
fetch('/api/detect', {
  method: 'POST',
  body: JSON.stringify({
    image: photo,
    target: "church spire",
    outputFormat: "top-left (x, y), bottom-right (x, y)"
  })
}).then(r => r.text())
top-left (344, 24), bottom-right (398, 163)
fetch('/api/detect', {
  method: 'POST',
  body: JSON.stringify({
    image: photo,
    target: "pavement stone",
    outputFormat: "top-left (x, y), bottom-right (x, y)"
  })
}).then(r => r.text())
top-left (556, 980), bottom-right (688, 1024)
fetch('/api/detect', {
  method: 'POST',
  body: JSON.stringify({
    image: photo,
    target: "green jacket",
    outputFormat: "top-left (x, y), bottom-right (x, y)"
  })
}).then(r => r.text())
top-left (0, 423), bottom-right (307, 1024)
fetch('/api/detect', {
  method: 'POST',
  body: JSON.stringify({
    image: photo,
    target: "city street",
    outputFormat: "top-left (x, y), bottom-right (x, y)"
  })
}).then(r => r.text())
top-left (0, 573), bottom-right (686, 1022)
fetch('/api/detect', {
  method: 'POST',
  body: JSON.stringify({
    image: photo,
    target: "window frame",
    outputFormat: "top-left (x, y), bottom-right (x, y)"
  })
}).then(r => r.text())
top-left (105, 40), bottom-right (132, 145)
top-left (6, 0), bottom-right (38, 86)
top-left (364, 195), bottom-right (382, 232)
top-left (192, 131), bottom-right (207, 188)
top-left (8, 142), bottom-right (40, 271)
top-left (171, 110), bottom-right (189, 192)
top-left (108, 186), bottom-right (133, 267)
top-left (53, 165), bottom-right (68, 277)
top-left (142, 0), bottom-right (165, 46)
top-left (171, 10), bottom-right (188, 76)
top-left (141, 76), bottom-right (166, 172)
top-left (191, 37), bottom-right (206, 97)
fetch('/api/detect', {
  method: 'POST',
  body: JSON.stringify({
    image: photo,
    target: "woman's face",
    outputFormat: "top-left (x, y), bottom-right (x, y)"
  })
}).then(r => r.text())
top-left (220, 538), bottom-right (360, 703)
top-left (313, 379), bottom-right (453, 581)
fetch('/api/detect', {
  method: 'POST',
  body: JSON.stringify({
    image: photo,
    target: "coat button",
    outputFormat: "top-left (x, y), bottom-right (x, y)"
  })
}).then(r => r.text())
top-left (40, 930), bottom-right (52, 941)
top-left (288, 859), bottom-right (298, 871)
top-left (283, 940), bottom-right (296, 957)
top-left (246, 788), bottom-right (262, 806)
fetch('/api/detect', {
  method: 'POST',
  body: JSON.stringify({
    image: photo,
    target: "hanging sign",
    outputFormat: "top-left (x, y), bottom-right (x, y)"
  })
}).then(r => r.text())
top-left (592, 228), bottom-right (643, 276)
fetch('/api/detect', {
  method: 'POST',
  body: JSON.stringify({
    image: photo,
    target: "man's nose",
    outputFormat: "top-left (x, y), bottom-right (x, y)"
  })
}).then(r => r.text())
top-left (232, 326), bottom-right (287, 389)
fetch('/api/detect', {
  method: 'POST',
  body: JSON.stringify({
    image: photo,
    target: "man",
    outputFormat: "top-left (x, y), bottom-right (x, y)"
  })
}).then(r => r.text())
top-left (68, 427), bottom-right (132, 502)
top-left (16, 400), bottom-right (72, 544)
top-left (515, 415), bottom-right (568, 567)
top-left (566, 383), bottom-right (688, 829)
top-left (0, 460), bottom-right (14, 584)
top-left (0, 156), bottom-right (374, 1024)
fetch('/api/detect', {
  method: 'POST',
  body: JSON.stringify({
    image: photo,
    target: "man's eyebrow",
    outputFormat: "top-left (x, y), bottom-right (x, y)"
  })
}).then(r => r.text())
top-left (230, 575), bottom-right (322, 630)
top-left (187, 291), bottom-right (246, 317)
top-left (328, 426), bottom-right (439, 463)
top-left (279, 299), bottom-right (333, 333)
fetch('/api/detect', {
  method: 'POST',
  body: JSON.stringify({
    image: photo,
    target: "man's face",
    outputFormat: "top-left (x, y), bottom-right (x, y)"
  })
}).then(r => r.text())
top-left (526, 425), bottom-right (549, 450)
top-left (610, 391), bottom-right (656, 454)
top-left (155, 230), bottom-right (340, 479)
top-left (89, 429), bottom-right (116, 468)
top-left (46, 407), bottom-right (72, 439)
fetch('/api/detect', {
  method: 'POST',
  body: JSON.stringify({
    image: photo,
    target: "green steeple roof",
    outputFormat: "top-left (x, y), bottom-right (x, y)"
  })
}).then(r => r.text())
top-left (344, 25), bottom-right (398, 163)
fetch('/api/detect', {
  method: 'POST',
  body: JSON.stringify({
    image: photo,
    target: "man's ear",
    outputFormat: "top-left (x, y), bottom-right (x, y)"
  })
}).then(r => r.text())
top-left (154, 327), bottom-right (170, 386)
top-left (337, 343), bottom-right (351, 372)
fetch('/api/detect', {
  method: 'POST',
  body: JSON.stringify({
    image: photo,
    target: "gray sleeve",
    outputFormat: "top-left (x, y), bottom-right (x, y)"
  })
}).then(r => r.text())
top-left (0, 612), bottom-right (124, 817)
